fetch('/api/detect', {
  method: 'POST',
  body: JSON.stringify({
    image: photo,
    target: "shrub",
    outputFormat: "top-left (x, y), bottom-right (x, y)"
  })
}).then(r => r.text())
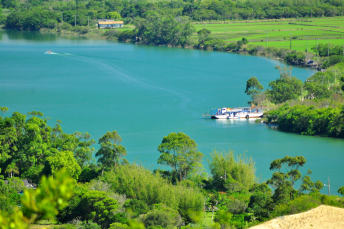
top-left (214, 209), bottom-right (232, 226)
top-left (112, 213), bottom-right (128, 224)
top-left (43, 19), bottom-right (57, 29)
top-left (102, 165), bottom-right (204, 223)
top-left (123, 199), bottom-right (148, 217)
top-left (208, 150), bottom-right (256, 192)
top-left (272, 195), bottom-right (321, 217)
top-left (117, 30), bottom-right (137, 42)
top-left (109, 222), bottom-right (128, 229)
top-left (79, 27), bottom-right (89, 35)
top-left (143, 204), bottom-right (181, 229)
top-left (226, 199), bottom-right (247, 214)
top-left (61, 22), bottom-right (72, 30)
top-left (322, 55), bottom-right (344, 68)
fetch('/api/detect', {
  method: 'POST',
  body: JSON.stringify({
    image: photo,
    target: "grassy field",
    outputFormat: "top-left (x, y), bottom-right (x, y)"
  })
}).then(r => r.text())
top-left (193, 17), bottom-right (344, 52)
top-left (200, 211), bottom-right (215, 226)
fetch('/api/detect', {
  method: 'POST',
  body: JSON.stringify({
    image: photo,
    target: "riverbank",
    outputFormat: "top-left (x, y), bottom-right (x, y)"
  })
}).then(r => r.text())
top-left (34, 25), bottom-right (322, 71)
top-left (7, 14), bottom-right (344, 69)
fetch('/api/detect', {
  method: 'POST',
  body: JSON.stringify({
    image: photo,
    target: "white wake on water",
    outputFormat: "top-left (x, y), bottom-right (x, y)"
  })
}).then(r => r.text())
top-left (44, 51), bottom-right (58, 54)
top-left (60, 53), bottom-right (192, 108)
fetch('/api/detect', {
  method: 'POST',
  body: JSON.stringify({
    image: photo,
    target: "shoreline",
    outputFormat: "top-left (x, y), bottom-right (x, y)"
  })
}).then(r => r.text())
top-left (37, 27), bottom-right (321, 70)
top-left (1, 26), bottom-right (320, 71)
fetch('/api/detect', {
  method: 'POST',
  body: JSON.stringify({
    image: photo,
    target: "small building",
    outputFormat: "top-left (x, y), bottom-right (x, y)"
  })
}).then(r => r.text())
top-left (4, 179), bottom-right (36, 193)
top-left (98, 20), bottom-right (124, 29)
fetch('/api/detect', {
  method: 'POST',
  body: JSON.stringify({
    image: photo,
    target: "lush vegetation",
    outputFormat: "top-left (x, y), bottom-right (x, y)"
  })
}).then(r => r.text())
top-left (1, 106), bottom-right (344, 229)
top-left (267, 102), bottom-right (344, 137)
top-left (2, 0), bottom-right (344, 56)
top-left (2, 0), bottom-right (344, 30)
top-left (245, 60), bottom-right (344, 138)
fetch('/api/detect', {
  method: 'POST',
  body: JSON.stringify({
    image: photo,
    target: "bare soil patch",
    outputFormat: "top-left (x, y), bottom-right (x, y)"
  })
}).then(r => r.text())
top-left (250, 205), bottom-right (344, 229)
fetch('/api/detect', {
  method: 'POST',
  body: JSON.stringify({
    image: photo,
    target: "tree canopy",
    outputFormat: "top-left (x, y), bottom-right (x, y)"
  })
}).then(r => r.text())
top-left (135, 14), bottom-right (195, 47)
top-left (96, 131), bottom-right (127, 175)
top-left (245, 77), bottom-right (264, 105)
top-left (157, 132), bottom-right (203, 181)
top-left (267, 66), bottom-right (303, 104)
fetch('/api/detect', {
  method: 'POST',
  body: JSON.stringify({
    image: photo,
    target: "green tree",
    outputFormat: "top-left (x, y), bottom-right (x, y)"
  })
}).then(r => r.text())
top-left (0, 178), bottom-right (23, 214)
top-left (248, 183), bottom-right (273, 220)
top-left (267, 156), bottom-right (306, 203)
top-left (0, 107), bottom-right (8, 118)
top-left (267, 66), bottom-right (303, 104)
top-left (106, 12), bottom-right (122, 20)
top-left (266, 104), bottom-right (344, 138)
top-left (304, 82), bottom-right (333, 100)
top-left (80, 190), bottom-right (118, 229)
top-left (7, 177), bottom-right (25, 193)
top-left (56, 183), bottom-right (90, 224)
top-left (157, 132), bottom-right (203, 181)
top-left (1, 0), bottom-right (17, 8)
top-left (322, 55), bottom-right (344, 69)
top-left (338, 186), bottom-right (344, 196)
top-left (299, 172), bottom-right (323, 194)
top-left (197, 28), bottom-right (211, 46)
top-left (0, 7), bottom-right (3, 24)
top-left (285, 51), bottom-right (306, 65)
top-left (74, 132), bottom-right (95, 169)
top-left (5, 162), bottom-right (19, 178)
top-left (213, 209), bottom-right (232, 228)
top-left (135, 13), bottom-right (195, 47)
top-left (245, 77), bottom-right (264, 105)
top-left (267, 156), bottom-right (322, 204)
top-left (96, 131), bottom-right (127, 175)
top-left (47, 150), bottom-right (81, 180)
top-left (110, 223), bottom-right (128, 229)
top-left (123, 199), bottom-right (148, 217)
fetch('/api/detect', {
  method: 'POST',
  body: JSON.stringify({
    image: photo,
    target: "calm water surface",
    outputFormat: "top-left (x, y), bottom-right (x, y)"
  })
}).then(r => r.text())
top-left (1, 30), bottom-right (343, 193)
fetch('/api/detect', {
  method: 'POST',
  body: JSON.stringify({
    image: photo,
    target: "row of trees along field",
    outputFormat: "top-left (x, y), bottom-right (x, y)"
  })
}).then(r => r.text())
top-left (245, 61), bottom-right (344, 138)
top-left (1, 107), bottom-right (344, 229)
top-left (1, 0), bottom-right (344, 30)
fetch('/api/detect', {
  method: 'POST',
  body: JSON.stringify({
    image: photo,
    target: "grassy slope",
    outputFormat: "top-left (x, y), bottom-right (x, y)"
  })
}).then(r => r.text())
top-left (193, 17), bottom-right (344, 52)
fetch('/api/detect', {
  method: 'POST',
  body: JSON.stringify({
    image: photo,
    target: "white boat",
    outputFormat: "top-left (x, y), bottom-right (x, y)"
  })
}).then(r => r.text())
top-left (208, 107), bottom-right (263, 119)
top-left (44, 50), bottom-right (57, 54)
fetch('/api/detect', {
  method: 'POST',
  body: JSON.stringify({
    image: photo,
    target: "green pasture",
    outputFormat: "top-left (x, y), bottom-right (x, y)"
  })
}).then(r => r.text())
top-left (252, 39), bottom-right (344, 52)
top-left (193, 17), bottom-right (344, 52)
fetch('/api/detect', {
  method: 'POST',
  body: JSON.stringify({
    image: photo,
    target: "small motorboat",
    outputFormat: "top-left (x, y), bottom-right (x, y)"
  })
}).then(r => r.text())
top-left (44, 50), bottom-right (56, 54)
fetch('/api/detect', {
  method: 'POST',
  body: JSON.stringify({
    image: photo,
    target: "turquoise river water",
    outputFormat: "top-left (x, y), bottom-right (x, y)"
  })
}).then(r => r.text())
top-left (1, 30), bottom-right (343, 194)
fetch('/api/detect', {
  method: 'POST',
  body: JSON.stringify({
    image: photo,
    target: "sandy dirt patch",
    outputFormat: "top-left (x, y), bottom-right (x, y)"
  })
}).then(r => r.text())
top-left (250, 205), bottom-right (344, 229)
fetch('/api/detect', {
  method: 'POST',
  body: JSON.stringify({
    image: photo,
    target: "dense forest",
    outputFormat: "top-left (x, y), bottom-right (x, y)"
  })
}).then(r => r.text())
top-left (1, 105), bottom-right (344, 229)
top-left (1, 0), bottom-right (344, 30)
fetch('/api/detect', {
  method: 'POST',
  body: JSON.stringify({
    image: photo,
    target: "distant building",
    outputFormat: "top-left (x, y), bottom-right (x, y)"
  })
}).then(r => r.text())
top-left (98, 19), bottom-right (124, 29)
top-left (4, 179), bottom-right (36, 192)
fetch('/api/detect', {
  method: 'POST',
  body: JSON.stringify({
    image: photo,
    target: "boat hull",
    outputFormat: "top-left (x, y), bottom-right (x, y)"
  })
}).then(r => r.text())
top-left (212, 115), bottom-right (229, 119)
top-left (228, 113), bottom-right (263, 119)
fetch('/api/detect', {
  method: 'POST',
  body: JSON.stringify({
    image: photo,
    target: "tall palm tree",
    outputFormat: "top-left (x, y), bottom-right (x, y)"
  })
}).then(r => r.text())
top-left (5, 162), bottom-right (19, 178)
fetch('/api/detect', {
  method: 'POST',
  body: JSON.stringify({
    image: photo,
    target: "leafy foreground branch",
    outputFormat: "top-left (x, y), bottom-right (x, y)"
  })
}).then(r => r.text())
top-left (0, 168), bottom-right (74, 228)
